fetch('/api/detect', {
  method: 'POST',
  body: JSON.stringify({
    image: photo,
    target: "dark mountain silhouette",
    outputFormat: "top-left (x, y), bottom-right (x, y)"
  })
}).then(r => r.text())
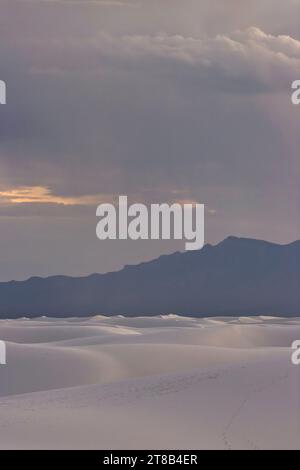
top-left (0, 236), bottom-right (299, 318)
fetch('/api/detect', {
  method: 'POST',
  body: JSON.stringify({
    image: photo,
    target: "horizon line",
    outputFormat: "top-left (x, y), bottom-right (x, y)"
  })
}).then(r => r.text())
top-left (2, 235), bottom-right (299, 284)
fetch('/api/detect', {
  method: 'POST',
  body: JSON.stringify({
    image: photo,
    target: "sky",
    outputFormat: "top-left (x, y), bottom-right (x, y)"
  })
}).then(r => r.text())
top-left (0, 0), bottom-right (299, 281)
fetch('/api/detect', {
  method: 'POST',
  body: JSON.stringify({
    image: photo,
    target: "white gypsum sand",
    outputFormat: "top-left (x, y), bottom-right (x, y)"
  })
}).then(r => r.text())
top-left (0, 315), bottom-right (299, 450)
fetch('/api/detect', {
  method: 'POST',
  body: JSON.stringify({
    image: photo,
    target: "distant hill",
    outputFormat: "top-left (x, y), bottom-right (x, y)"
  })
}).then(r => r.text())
top-left (0, 237), bottom-right (299, 318)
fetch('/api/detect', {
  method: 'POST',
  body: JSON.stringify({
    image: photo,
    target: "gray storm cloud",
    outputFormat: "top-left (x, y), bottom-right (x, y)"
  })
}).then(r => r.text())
top-left (0, 0), bottom-right (299, 280)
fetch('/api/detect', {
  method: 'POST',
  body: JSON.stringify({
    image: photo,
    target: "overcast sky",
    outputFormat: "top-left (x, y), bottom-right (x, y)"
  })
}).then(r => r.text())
top-left (0, 0), bottom-right (299, 280)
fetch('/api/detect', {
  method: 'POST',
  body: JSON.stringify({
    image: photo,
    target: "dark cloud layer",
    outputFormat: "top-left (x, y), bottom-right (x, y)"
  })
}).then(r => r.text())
top-left (0, 0), bottom-right (299, 280)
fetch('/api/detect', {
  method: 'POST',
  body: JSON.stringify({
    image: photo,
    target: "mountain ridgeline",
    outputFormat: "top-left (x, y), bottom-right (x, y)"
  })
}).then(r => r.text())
top-left (0, 237), bottom-right (299, 318)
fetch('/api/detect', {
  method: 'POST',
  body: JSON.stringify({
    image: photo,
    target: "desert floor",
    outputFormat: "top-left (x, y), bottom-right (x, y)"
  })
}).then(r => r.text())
top-left (0, 315), bottom-right (299, 449)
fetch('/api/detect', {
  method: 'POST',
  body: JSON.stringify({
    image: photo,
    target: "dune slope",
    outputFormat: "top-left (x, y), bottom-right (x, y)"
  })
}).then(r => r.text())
top-left (0, 315), bottom-right (299, 449)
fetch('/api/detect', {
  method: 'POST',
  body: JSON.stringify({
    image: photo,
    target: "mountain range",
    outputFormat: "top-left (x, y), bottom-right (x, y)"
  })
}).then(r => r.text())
top-left (0, 236), bottom-right (299, 318)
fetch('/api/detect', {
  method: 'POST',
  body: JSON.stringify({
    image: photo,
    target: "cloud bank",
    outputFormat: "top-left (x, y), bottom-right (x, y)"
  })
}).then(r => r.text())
top-left (0, 0), bottom-right (299, 279)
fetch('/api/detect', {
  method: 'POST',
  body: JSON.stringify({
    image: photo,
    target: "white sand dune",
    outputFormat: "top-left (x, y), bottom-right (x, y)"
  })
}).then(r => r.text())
top-left (0, 315), bottom-right (299, 449)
